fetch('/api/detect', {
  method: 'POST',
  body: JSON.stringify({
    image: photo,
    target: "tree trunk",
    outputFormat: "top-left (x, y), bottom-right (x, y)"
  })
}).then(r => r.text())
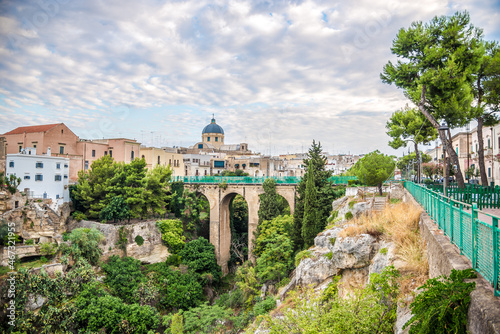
top-left (414, 142), bottom-right (420, 183)
top-left (477, 116), bottom-right (489, 186)
top-left (378, 183), bottom-right (383, 196)
top-left (417, 85), bottom-right (465, 188)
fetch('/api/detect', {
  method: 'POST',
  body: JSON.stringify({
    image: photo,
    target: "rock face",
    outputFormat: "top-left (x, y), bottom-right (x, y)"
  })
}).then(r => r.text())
top-left (292, 196), bottom-right (395, 299)
top-left (69, 220), bottom-right (169, 264)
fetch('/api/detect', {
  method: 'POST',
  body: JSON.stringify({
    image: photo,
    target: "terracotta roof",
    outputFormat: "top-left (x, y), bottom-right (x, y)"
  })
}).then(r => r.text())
top-left (3, 123), bottom-right (62, 135)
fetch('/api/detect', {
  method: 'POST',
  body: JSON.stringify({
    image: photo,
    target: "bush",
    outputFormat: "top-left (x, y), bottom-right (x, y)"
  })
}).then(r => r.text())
top-left (64, 228), bottom-right (105, 265)
top-left (180, 237), bottom-right (222, 284)
top-left (72, 211), bottom-right (87, 222)
top-left (253, 296), bottom-right (276, 316)
top-left (404, 269), bottom-right (476, 334)
top-left (102, 256), bottom-right (145, 303)
top-left (40, 256), bottom-right (48, 264)
top-left (25, 239), bottom-right (34, 245)
top-left (215, 289), bottom-right (244, 309)
top-left (75, 283), bottom-right (160, 334)
top-left (345, 211), bottom-right (354, 220)
top-left (294, 249), bottom-right (314, 266)
top-left (165, 254), bottom-right (182, 266)
top-left (40, 242), bottom-right (58, 256)
top-left (135, 235), bottom-right (144, 246)
top-left (348, 200), bottom-right (356, 209)
top-left (256, 234), bottom-right (293, 283)
top-left (183, 303), bottom-right (232, 334)
top-left (156, 219), bottom-right (186, 254)
top-left (324, 251), bottom-right (333, 260)
top-left (146, 262), bottom-right (204, 310)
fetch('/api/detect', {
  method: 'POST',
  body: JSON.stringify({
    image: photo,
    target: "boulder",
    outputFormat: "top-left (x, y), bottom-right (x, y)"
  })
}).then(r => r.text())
top-left (368, 241), bottom-right (395, 278)
top-left (295, 251), bottom-right (339, 287)
top-left (25, 294), bottom-right (46, 311)
top-left (330, 234), bottom-right (376, 269)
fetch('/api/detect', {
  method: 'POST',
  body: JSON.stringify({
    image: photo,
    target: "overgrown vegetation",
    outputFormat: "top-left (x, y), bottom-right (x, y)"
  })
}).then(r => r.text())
top-left (404, 269), bottom-right (477, 334)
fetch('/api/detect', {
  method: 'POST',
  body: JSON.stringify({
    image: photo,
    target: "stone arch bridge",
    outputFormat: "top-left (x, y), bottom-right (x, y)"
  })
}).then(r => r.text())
top-left (184, 183), bottom-right (296, 273)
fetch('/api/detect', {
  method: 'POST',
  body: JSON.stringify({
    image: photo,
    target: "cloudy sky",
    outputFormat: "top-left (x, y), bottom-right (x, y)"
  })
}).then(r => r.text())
top-left (0, 0), bottom-right (499, 156)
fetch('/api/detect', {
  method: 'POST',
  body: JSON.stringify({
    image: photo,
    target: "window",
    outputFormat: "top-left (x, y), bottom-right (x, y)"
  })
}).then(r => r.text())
top-left (36, 162), bottom-right (43, 168)
top-left (169, 159), bottom-right (172, 166)
top-left (158, 156), bottom-right (161, 165)
top-left (214, 160), bottom-right (224, 168)
top-left (104, 151), bottom-right (108, 155)
top-left (131, 151), bottom-right (134, 160)
top-left (64, 175), bottom-right (68, 179)
top-left (59, 146), bottom-right (64, 154)
top-left (489, 167), bottom-right (491, 178)
top-left (35, 174), bottom-right (43, 181)
top-left (84, 161), bottom-right (89, 170)
top-left (33, 144), bottom-right (37, 148)
top-left (109, 150), bottom-right (112, 158)
top-left (55, 175), bottom-right (62, 181)
top-left (64, 164), bottom-right (68, 168)
top-left (24, 175), bottom-right (30, 180)
top-left (9, 161), bottom-right (14, 168)
top-left (92, 150), bottom-right (96, 157)
top-left (204, 170), bottom-right (207, 176)
top-left (18, 145), bottom-right (22, 152)
top-left (488, 139), bottom-right (491, 149)
top-left (61, 129), bottom-right (64, 134)
top-left (15, 201), bottom-right (19, 208)
top-left (207, 137), bottom-right (210, 141)
top-left (56, 163), bottom-right (61, 169)
top-left (198, 144), bottom-right (203, 149)
top-left (215, 137), bottom-right (218, 142)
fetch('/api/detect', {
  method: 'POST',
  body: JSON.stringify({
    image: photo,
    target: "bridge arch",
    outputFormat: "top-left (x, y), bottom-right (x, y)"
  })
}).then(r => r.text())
top-left (185, 183), bottom-right (296, 273)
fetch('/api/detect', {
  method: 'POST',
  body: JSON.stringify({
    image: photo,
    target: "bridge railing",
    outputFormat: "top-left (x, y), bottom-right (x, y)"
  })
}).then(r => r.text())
top-left (405, 181), bottom-right (500, 296)
top-left (171, 175), bottom-right (357, 185)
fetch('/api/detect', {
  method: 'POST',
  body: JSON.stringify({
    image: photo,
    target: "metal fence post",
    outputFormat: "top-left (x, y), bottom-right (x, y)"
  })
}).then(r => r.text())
top-left (472, 203), bottom-right (478, 270)
top-left (459, 203), bottom-right (463, 254)
top-left (493, 217), bottom-right (499, 296)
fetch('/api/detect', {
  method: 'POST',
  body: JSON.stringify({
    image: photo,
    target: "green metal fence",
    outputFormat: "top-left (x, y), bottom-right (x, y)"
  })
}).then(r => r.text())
top-left (425, 183), bottom-right (500, 209)
top-left (171, 175), bottom-right (356, 185)
top-left (405, 181), bottom-right (500, 296)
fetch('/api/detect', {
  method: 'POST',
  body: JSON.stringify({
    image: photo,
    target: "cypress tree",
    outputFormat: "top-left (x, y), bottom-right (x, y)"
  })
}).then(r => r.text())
top-left (301, 168), bottom-right (318, 248)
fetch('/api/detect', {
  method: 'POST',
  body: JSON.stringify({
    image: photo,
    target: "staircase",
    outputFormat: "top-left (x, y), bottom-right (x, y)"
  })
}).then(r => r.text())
top-left (372, 196), bottom-right (387, 213)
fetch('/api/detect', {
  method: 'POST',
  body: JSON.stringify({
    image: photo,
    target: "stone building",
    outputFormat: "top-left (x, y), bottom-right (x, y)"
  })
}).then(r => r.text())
top-left (2, 123), bottom-right (140, 181)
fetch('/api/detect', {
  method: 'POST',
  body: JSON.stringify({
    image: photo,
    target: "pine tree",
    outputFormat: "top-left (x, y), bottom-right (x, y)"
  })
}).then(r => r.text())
top-left (258, 178), bottom-right (285, 224)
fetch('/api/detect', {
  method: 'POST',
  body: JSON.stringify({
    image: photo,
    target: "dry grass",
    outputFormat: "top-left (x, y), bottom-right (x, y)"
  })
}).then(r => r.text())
top-left (340, 202), bottom-right (428, 276)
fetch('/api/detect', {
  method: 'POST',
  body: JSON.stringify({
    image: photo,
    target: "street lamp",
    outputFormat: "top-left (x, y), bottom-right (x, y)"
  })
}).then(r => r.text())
top-left (439, 121), bottom-right (449, 196)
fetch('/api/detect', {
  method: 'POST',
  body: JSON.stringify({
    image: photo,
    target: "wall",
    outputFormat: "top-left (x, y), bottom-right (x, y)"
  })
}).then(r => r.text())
top-left (6, 154), bottom-right (70, 201)
top-left (403, 189), bottom-right (500, 334)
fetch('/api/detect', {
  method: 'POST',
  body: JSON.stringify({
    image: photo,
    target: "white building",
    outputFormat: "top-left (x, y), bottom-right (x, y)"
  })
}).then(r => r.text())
top-left (5, 148), bottom-right (70, 203)
top-left (183, 153), bottom-right (212, 176)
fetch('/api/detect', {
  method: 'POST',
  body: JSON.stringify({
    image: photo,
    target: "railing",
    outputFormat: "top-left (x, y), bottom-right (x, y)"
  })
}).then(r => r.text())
top-left (171, 175), bottom-right (357, 185)
top-left (425, 183), bottom-right (500, 209)
top-left (405, 181), bottom-right (500, 296)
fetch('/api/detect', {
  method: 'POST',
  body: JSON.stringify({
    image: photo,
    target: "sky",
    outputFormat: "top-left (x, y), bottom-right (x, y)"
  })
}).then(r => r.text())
top-left (0, 0), bottom-right (499, 156)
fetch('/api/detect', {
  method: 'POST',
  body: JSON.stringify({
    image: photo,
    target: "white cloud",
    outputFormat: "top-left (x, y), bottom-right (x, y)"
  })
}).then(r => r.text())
top-left (0, 0), bottom-right (498, 154)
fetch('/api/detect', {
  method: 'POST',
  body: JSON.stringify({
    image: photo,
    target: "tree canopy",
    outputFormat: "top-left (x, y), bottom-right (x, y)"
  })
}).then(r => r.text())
top-left (351, 151), bottom-right (395, 195)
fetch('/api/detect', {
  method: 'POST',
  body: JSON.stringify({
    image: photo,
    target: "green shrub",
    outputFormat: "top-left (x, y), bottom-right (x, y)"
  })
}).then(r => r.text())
top-left (278, 277), bottom-right (291, 288)
top-left (180, 237), bottom-right (222, 284)
top-left (40, 256), bottom-right (48, 264)
top-left (116, 226), bottom-right (128, 252)
top-left (215, 289), bottom-right (244, 309)
top-left (295, 250), bottom-right (314, 266)
top-left (165, 254), bottom-right (182, 266)
top-left (135, 235), bottom-right (144, 246)
top-left (62, 232), bottom-right (70, 241)
top-left (345, 211), bottom-right (354, 220)
top-left (156, 219), bottom-right (185, 254)
top-left (348, 200), bottom-right (356, 209)
top-left (253, 296), bottom-right (276, 316)
top-left (170, 312), bottom-right (184, 333)
top-left (256, 234), bottom-right (293, 283)
top-left (40, 242), bottom-right (57, 256)
top-left (102, 255), bottom-right (145, 303)
top-left (72, 211), bottom-right (87, 222)
top-left (329, 237), bottom-right (336, 245)
top-left (321, 275), bottom-right (341, 302)
top-left (324, 251), bottom-right (333, 260)
top-left (64, 228), bottom-right (105, 265)
top-left (183, 303), bottom-right (232, 334)
top-left (379, 247), bottom-right (388, 255)
top-left (404, 269), bottom-right (476, 334)
top-left (25, 239), bottom-right (34, 245)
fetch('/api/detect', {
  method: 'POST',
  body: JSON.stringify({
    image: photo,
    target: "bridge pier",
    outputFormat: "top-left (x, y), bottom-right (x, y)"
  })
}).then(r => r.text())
top-left (186, 183), bottom-right (296, 274)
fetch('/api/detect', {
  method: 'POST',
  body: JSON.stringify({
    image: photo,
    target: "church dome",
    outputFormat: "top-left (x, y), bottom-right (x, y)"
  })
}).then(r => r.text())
top-left (202, 117), bottom-right (224, 134)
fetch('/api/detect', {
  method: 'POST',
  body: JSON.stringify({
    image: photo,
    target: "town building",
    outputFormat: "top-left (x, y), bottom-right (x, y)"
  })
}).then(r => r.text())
top-left (2, 123), bottom-right (140, 181)
top-left (5, 148), bottom-right (70, 204)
